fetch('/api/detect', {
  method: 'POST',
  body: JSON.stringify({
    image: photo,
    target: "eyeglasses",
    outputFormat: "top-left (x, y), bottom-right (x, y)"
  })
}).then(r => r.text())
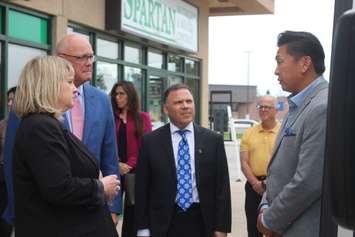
top-left (256, 105), bottom-right (274, 111)
top-left (59, 53), bottom-right (95, 63)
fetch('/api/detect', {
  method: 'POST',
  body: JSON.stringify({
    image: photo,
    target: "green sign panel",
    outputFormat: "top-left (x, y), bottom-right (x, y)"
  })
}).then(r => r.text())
top-left (8, 10), bottom-right (48, 45)
top-left (121, 0), bottom-right (198, 52)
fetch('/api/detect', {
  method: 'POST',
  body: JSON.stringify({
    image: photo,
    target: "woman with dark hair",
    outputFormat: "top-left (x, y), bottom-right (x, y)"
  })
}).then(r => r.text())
top-left (110, 81), bottom-right (152, 237)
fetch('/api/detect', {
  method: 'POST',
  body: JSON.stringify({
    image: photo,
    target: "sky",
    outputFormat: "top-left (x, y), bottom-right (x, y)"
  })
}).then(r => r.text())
top-left (208, 0), bottom-right (335, 96)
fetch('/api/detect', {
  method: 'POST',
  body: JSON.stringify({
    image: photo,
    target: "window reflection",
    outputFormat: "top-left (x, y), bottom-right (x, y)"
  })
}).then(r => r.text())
top-left (97, 38), bottom-right (118, 59)
top-left (124, 66), bottom-right (142, 98)
top-left (66, 27), bottom-right (90, 40)
top-left (186, 78), bottom-right (199, 105)
top-left (148, 49), bottom-right (163, 69)
top-left (96, 62), bottom-right (118, 94)
top-left (168, 55), bottom-right (183, 72)
top-left (147, 76), bottom-right (165, 130)
top-left (185, 59), bottom-right (199, 76)
top-left (8, 44), bottom-right (46, 88)
top-left (124, 43), bottom-right (141, 64)
top-left (167, 76), bottom-right (183, 87)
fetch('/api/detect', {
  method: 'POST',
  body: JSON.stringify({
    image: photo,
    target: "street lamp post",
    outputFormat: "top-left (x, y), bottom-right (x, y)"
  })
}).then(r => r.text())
top-left (245, 50), bottom-right (251, 119)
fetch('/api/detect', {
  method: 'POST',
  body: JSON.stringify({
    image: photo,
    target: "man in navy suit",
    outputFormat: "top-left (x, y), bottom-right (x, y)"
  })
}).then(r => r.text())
top-left (2, 34), bottom-right (120, 227)
top-left (135, 84), bottom-right (231, 237)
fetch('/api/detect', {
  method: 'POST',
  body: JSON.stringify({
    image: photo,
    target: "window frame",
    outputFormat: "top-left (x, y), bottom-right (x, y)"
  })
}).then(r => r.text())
top-left (0, 3), bottom-right (51, 119)
top-left (68, 22), bottom-right (202, 125)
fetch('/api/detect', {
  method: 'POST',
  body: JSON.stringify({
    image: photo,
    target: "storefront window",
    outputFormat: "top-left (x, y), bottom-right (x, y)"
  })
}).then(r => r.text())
top-left (96, 61), bottom-right (118, 94)
top-left (185, 59), bottom-right (199, 76)
top-left (186, 78), bottom-right (200, 121)
top-left (0, 42), bottom-right (3, 119)
top-left (186, 78), bottom-right (199, 99)
top-left (124, 42), bottom-right (142, 64)
top-left (0, 7), bottom-right (3, 34)
top-left (168, 55), bottom-right (183, 72)
top-left (8, 44), bottom-right (47, 88)
top-left (167, 76), bottom-right (183, 87)
top-left (147, 75), bottom-right (165, 130)
top-left (124, 66), bottom-right (142, 98)
top-left (67, 24), bottom-right (201, 123)
top-left (97, 38), bottom-right (118, 59)
top-left (148, 49), bottom-right (163, 69)
top-left (67, 27), bottom-right (90, 40)
top-left (0, 5), bottom-right (50, 119)
top-left (8, 10), bottom-right (48, 44)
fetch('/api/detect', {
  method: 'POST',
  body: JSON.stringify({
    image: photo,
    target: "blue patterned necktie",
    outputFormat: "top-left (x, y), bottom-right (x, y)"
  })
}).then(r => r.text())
top-left (176, 129), bottom-right (193, 211)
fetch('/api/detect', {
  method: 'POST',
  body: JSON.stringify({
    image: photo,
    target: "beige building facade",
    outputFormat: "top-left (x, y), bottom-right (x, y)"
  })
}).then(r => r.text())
top-left (0, 0), bottom-right (273, 127)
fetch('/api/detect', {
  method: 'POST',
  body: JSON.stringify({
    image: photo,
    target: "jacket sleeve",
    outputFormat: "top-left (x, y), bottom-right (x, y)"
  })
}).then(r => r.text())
top-left (20, 119), bottom-right (104, 207)
top-left (263, 102), bottom-right (327, 233)
top-left (135, 134), bottom-right (151, 230)
top-left (99, 95), bottom-right (121, 213)
top-left (2, 111), bottom-right (21, 224)
top-left (142, 112), bottom-right (153, 133)
top-left (214, 134), bottom-right (232, 232)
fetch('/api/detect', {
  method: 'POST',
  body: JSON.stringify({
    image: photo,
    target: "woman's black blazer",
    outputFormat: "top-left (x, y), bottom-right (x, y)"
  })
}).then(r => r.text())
top-left (13, 113), bottom-right (117, 237)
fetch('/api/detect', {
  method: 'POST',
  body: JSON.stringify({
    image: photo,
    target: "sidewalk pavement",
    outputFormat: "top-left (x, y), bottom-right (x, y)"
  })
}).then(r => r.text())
top-left (117, 180), bottom-right (249, 237)
top-left (230, 180), bottom-right (248, 237)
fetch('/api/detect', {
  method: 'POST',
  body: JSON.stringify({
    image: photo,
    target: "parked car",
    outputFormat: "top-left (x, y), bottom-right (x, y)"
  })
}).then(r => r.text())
top-left (233, 119), bottom-right (258, 139)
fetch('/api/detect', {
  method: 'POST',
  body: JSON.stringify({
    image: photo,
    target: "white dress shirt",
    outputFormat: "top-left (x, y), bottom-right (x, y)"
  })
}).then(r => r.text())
top-left (137, 122), bottom-right (200, 237)
top-left (170, 122), bottom-right (200, 203)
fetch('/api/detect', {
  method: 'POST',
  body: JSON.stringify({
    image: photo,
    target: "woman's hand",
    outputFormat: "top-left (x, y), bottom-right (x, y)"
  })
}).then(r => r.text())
top-left (119, 162), bottom-right (132, 175)
top-left (100, 175), bottom-right (120, 201)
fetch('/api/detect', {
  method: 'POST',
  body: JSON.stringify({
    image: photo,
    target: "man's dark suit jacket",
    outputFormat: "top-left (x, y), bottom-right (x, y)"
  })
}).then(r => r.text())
top-left (13, 114), bottom-right (117, 237)
top-left (135, 123), bottom-right (231, 237)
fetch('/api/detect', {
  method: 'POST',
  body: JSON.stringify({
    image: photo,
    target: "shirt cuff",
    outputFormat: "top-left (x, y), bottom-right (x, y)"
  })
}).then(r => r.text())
top-left (261, 212), bottom-right (272, 231)
top-left (137, 229), bottom-right (150, 236)
top-left (259, 202), bottom-right (269, 212)
top-left (95, 179), bottom-right (105, 206)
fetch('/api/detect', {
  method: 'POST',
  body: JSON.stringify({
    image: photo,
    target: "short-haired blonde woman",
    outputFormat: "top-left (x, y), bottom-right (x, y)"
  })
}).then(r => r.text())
top-left (12, 56), bottom-right (119, 237)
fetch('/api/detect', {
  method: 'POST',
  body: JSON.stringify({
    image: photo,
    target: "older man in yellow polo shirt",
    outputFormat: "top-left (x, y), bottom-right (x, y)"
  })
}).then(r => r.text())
top-left (240, 95), bottom-right (280, 237)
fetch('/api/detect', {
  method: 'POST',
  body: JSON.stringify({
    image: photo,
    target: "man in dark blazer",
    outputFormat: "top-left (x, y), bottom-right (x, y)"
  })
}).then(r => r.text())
top-left (2, 34), bottom-right (120, 227)
top-left (135, 84), bottom-right (231, 237)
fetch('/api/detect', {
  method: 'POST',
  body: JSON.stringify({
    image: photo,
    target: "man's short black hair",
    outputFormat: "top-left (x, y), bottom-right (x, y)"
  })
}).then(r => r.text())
top-left (163, 84), bottom-right (193, 104)
top-left (277, 31), bottom-right (325, 75)
top-left (7, 86), bottom-right (16, 96)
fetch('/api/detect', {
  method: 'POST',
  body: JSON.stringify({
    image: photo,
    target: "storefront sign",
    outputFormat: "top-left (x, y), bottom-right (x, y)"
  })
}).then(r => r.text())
top-left (121, 0), bottom-right (198, 52)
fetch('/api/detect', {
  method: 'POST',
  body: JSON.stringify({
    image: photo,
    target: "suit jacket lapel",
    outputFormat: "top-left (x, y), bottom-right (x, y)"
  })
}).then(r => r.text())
top-left (268, 80), bottom-right (328, 167)
top-left (63, 126), bottom-right (99, 172)
top-left (82, 84), bottom-right (95, 145)
top-left (63, 113), bottom-right (70, 131)
top-left (193, 123), bottom-right (204, 190)
top-left (161, 124), bottom-right (177, 183)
